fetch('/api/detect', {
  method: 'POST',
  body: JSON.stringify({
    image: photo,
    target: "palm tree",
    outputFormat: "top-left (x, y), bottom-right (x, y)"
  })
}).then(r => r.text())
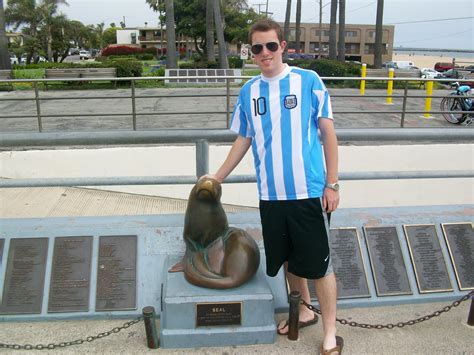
top-left (39, 0), bottom-right (68, 61)
top-left (337, 0), bottom-right (345, 61)
top-left (164, 0), bottom-right (177, 68)
top-left (283, 0), bottom-right (291, 59)
top-left (0, 0), bottom-right (11, 70)
top-left (213, 0), bottom-right (228, 69)
top-left (374, 0), bottom-right (384, 68)
top-left (295, 0), bottom-right (301, 53)
top-left (206, 0), bottom-right (215, 62)
top-left (328, 0), bottom-right (337, 60)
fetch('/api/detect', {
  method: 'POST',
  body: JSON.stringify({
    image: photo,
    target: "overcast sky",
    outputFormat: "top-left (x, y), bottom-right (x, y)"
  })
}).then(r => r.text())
top-left (6, 0), bottom-right (474, 50)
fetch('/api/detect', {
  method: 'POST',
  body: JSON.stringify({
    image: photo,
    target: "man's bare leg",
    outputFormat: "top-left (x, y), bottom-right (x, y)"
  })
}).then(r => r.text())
top-left (314, 272), bottom-right (337, 351)
top-left (277, 262), bottom-right (317, 334)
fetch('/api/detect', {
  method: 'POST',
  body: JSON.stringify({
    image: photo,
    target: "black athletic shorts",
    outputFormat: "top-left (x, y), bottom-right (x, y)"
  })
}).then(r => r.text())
top-left (259, 197), bottom-right (333, 280)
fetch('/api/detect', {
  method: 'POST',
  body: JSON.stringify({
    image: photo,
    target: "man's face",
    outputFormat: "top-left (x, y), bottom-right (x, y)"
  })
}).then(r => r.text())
top-left (251, 29), bottom-right (286, 77)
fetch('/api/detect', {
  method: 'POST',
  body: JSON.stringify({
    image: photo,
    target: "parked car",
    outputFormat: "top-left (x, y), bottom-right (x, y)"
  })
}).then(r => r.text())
top-left (79, 50), bottom-right (91, 60)
top-left (434, 62), bottom-right (454, 72)
top-left (69, 48), bottom-right (80, 55)
top-left (420, 68), bottom-right (443, 79)
top-left (10, 54), bottom-right (19, 65)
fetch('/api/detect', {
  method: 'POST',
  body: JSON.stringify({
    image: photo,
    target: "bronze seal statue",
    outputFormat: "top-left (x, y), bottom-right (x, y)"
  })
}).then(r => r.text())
top-left (169, 177), bottom-right (260, 289)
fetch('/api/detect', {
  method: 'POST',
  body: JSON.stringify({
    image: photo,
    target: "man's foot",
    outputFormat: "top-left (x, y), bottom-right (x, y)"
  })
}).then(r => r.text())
top-left (320, 335), bottom-right (344, 355)
top-left (276, 312), bottom-right (318, 335)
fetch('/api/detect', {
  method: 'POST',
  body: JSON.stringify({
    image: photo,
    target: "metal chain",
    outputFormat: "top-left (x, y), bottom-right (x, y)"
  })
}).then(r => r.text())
top-left (0, 317), bottom-right (142, 350)
top-left (301, 290), bottom-right (473, 329)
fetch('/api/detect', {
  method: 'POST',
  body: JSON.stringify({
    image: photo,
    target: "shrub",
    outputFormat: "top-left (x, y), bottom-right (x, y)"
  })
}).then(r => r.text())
top-left (228, 56), bottom-right (243, 69)
top-left (135, 53), bottom-right (155, 61)
top-left (101, 45), bottom-right (143, 57)
top-left (104, 58), bottom-right (143, 77)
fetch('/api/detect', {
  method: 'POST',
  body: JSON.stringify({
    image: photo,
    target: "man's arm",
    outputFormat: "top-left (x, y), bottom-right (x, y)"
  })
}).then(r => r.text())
top-left (319, 118), bottom-right (339, 213)
top-left (212, 135), bottom-right (252, 183)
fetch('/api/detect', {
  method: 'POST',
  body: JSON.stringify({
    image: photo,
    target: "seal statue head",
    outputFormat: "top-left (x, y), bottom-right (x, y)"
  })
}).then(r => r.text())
top-left (170, 177), bottom-right (260, 289)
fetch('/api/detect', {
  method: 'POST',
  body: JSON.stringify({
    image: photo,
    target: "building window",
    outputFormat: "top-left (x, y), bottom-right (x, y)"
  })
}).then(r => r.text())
top-left (153, 30), bottom-right (161, 37)
top-left (314, 29), bottom-right (330, 37)
top-left (289, 28), bottom-right (306, 41)
top-left (345, 43), bottom-right (360, 54)
top-left (345, 30), bottom-right (358, 37)
top-left (131, 32), bottom-right (137, 44)
top-left (368, 30), bottom-right (376, 38)
top-left (364, 43), bottom-right (387, 54)
top-left (310, 42), bottom-right (329, 53)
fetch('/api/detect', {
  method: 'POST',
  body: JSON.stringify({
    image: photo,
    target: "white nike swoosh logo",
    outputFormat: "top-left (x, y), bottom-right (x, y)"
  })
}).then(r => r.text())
top-left (324, 255), bottom-right (329, 262)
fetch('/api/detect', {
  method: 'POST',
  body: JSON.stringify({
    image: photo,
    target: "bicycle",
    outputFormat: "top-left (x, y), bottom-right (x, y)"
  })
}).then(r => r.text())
top-left (440, 82), bottom-right (473, 125)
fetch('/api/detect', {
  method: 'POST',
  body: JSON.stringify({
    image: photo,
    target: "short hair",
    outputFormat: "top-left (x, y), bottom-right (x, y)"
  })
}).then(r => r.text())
top-left (248, 19), bottom-right (283, 44)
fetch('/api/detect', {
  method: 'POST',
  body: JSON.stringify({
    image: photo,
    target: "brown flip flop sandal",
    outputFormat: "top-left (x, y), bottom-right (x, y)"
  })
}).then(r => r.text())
top-left (320, 335), bottom-right (344, 355)
top-left (277, 313), bottom-right (319, 335)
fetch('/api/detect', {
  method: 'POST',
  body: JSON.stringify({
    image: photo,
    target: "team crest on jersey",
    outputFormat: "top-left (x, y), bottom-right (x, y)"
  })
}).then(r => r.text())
top-left (284, 95), bottom-right (297, 109)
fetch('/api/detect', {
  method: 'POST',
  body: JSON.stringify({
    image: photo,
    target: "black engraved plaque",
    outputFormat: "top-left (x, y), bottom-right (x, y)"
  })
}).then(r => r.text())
top-left (196, 302), bottom-right (242, 327)
top-left (364, 226), bottom-right (412, 296)
top-left (48, 236), bottom-right (93, 312)
top-left (403, 225), bottom-right (452, 293)
top-left (329, 228), bottom-right (370, 298)
top-left (0, 238), bottom-right (49, 314)
top-left (441, 223), bottom-right (474, 290)
top-left (96, 235), bottom-right (137, 311)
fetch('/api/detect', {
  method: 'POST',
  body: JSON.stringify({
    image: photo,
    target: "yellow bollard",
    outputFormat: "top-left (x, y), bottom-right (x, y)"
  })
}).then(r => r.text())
top-left (423, 81), bottom-right (434, 118)
top-left (386, 68), bottom-right (394, 104)
top-left (360, 63), bottom-right (367, 95)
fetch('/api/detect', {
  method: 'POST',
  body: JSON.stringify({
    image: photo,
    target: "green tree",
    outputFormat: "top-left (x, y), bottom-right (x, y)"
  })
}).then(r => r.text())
top-left (39, 0), bottom-right (68, 61)
top-left (213, 0), bottom-right (227, 68)
top-left (103, 26), bottom-right (117, 47)
top-left (295, 0), bottom-right (301, 53)
top-left (206, 0), bottom-right (214, 62)
top-left (283, 0), bottom-right (291, 59)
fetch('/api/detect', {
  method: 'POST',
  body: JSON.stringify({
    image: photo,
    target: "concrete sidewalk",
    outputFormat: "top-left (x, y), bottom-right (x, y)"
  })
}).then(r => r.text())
top-left (1, 297), bottom-right (472, 354)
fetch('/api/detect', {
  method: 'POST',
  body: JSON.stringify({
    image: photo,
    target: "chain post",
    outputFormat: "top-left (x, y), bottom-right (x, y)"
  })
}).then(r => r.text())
top-left (468, 294), bottom-right (474, 326)
top-left (288, 291), bottom-right (301, 341)
top-left (142, 306), bottom-right (159, 348)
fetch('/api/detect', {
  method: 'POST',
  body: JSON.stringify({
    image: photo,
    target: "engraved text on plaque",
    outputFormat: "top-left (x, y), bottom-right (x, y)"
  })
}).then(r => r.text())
top-left (96, 235), bottom-right (137, 311)
top-left (0, 238), bottom-right (49, 314)
top-left (404, 225), bottom-right (452, 293)
top-left (364, 226), bottom-right (412, 296)
top-left (441, 223), bottom-right (474, 290)
top-left (48, 236), bottom-right (93, 312)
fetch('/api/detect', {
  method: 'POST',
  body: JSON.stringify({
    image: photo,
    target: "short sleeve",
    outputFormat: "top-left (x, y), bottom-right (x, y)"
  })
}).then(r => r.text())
top-left (230, 91), bottom-right (252, 137)
top-left (311, 74), bottom-right (333, 120)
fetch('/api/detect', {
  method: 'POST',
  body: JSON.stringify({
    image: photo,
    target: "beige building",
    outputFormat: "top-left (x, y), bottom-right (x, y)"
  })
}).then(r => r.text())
top-left (283, 23), bottom-right (395, 65)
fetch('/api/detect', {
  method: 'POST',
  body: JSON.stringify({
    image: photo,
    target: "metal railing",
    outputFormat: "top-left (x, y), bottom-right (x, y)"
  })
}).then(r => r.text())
top-left (1, 128), bottom-right (473, 189)
top-left (0, 75), bottom-right (473, 132)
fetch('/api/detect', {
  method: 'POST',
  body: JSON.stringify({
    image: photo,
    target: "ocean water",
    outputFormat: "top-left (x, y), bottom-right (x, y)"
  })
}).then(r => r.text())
top-left (394, 49), bottom-right (474, 59)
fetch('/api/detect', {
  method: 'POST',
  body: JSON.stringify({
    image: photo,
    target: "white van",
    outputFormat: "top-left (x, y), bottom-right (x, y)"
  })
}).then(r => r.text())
top-left (383, 60), bottom-right (415, 69)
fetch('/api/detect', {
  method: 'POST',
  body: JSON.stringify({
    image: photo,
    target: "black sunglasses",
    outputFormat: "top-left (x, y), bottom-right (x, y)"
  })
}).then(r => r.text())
top-left (251, 42), bottom-right (279, 55)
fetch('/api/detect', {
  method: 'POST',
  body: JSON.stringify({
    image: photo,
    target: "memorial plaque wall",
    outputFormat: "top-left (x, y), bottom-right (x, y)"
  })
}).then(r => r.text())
top-left (48, 236), bottom-right (93, 312)
top-left (364, 227), bottom-right (412, 296)
top-left (403, 225), bottom-right (452, 293)
top-left (441, 223), bottom-right (474, 290)
top-left (0, 238), bottom-right (48, 314)
top-left (329, 228), bottom-right (370, 299)
top-left (96, 235), bottom-right (137, 311)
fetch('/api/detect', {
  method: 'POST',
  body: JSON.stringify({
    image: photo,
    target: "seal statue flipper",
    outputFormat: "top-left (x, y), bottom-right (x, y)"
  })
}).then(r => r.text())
top-left (168, 259), bottom-right (184, 273)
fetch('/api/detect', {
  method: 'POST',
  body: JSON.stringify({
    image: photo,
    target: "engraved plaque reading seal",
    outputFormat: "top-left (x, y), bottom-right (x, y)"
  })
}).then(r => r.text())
top-left (196, 302), bottom-right (242, 327)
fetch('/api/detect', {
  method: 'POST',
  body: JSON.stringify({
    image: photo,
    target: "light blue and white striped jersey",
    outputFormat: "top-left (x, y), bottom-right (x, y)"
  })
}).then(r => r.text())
top-left (230, 65), bottom-right (333, 201)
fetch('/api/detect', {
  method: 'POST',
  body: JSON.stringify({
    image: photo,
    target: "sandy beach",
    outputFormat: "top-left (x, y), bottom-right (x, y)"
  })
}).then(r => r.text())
top-left (393, 53), bottom-right (474, 69)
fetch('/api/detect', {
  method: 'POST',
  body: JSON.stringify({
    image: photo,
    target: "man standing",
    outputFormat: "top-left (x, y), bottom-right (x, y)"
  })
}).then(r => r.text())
top-left (208, 19), bottom-right (342, 354)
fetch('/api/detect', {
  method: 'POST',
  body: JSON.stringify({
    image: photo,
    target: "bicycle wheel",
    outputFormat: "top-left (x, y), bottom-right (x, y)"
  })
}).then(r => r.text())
top-left (440, 95), bottom-right (464, 124)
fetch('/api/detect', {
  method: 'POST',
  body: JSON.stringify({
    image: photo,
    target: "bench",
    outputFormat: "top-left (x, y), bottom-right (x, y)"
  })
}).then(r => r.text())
top-left (0, 70), bottom-right (14, 91)
top-left (365, 68), bottom-right (421, 79)
top-left (164, 69), bottom-right (242, 84)
top-left (44, 68), bottom-right (117, 89)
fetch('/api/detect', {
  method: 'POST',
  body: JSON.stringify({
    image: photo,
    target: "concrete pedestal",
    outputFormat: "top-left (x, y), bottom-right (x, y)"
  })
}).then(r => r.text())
top-left (160, 258), bottom-right (277, 348)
